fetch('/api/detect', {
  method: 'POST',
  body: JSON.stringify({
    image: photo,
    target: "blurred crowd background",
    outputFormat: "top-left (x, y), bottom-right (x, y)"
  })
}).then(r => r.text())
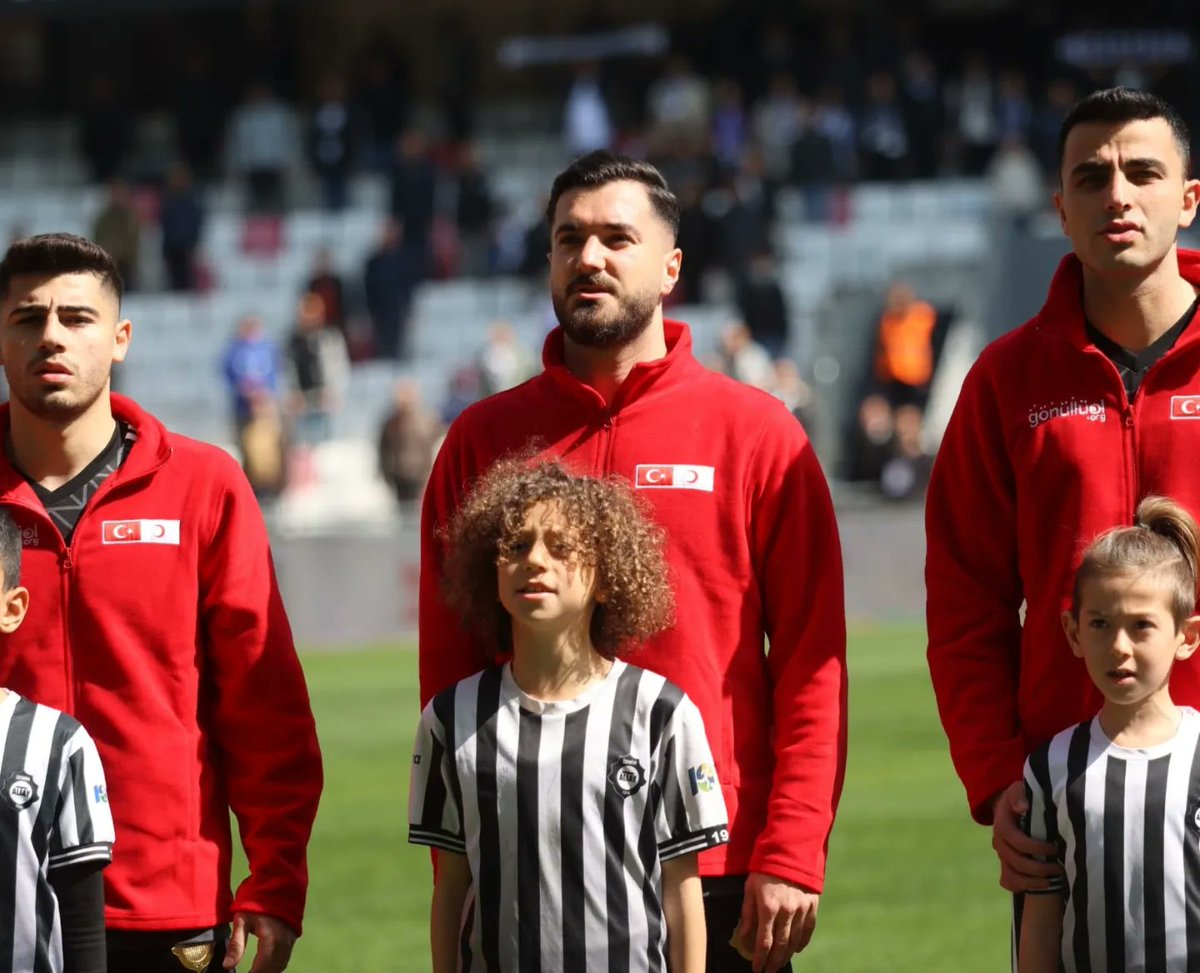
top-left (0, 0), bottom-right (1194, 534)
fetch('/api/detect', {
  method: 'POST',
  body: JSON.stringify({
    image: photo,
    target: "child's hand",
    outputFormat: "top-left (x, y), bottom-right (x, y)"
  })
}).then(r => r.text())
top-left (729, 922), bottom-right (756, 962)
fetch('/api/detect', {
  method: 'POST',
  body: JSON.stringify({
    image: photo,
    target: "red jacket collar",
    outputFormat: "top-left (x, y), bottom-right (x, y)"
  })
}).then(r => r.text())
top-left (0, 393), bottom-right (172, 501)
top-left (1038, 248), bottom-right (1200, 351)
top-left (540, 319), bottom-right (700, 410)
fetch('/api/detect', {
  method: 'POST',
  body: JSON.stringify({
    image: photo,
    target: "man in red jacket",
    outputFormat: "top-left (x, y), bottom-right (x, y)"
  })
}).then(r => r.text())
top-left (0, 233), bottom-right (323, 973)
top-left (927, 89), bottom-right (1200, 897)
top-left (420, 151), bottom-right (847, 972)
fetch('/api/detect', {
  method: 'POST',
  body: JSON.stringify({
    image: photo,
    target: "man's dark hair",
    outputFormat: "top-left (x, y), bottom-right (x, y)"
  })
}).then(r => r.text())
top-left (0, 233), bottom-right (124, 303)
top-left (0, 510), bottom-right (21, 591)
top-left (545, 151), bottom-right (680, 239)
top-left (1058, 87), bottom-right (1192, 178)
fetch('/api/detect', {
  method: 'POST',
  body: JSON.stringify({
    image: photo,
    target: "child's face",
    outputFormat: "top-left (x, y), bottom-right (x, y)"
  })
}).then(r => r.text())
top-left (497, 501), bottom-right (598, 635)
top-left (1062, 569), bottom-right (1200, 709)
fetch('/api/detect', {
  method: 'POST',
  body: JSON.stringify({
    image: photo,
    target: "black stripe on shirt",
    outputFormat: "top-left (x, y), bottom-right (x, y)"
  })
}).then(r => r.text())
top-left (560, 708), bottom-right (588, 970)
top-left (1144, 755), bottom-right (1169, 972)
top-left (1184, 734), bottom-right (1200, 968)
top-left (604, 665), bottom-right (642, 973)
top-left (1065, 721), bottom-right (1092, 972)
top-left (517, 708), bottom-right (542, 973)
top-left (475, 667), bottom-right (504, 973)
top-left (1103, 756), bottom-right (1126, 969)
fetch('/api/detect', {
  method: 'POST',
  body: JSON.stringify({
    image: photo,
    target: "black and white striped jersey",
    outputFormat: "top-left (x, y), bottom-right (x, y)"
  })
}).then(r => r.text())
top-left (1024, 706), bottom-right (1200, 973)
top-left (409, 660), bottom-right (729, 972)
top-left (0, 691), bottom-right (114, 973)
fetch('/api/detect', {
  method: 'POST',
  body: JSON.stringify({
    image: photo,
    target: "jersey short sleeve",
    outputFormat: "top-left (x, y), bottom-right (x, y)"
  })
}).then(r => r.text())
top-left (49, 725), bottom-right (115, 871)
top-left (654, 693), bottom-right (730, 861)
top-left (408, 700), bottom-right (466, 854)
top-left (1022, 748), bottom-right (1064, 895)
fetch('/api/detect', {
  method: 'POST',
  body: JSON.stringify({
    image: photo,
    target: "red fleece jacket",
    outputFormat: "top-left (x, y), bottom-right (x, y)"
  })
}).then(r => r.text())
top-left (420, 321), bottom-right (848, 891)
top-left (927, 250), bottom-right (1200, 821)
top-left (0, 395), bottom-right (322, 932)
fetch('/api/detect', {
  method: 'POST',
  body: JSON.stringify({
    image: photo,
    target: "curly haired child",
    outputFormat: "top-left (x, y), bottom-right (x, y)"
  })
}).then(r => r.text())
top-left (409, 457), bottom-right (729, 973)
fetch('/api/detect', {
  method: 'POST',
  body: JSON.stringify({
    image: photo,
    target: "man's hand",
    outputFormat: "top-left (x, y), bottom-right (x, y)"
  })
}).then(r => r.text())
top-left (992, 780), bottom-right (1061, 892)
top-left (223, 912), bottom-right (297, 973)
top-left (734, 872), bottom-right (819, 973)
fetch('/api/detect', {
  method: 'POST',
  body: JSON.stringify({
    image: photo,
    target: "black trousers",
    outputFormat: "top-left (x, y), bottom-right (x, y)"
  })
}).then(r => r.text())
top-left (703, 876), bottom-right (795, 972)
top-left (106, 927), bottom-right (232, 973)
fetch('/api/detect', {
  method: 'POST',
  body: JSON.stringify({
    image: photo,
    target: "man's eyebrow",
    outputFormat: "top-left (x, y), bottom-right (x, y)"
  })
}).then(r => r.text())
top-left (9, 303), bottom-right (99, 317)
top-left (1070, 157), bottom-right (1167, 178)
top-left (554, 221), bottom-right (641, 237)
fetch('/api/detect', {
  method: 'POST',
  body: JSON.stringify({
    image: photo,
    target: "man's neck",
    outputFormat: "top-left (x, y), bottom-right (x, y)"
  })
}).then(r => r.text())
top-left (562, 315), bottom-right (668, 405)
top-left (1083, 253), bottom-right (1199, 352)
top-left (7, 398), bottom-right (117, 491)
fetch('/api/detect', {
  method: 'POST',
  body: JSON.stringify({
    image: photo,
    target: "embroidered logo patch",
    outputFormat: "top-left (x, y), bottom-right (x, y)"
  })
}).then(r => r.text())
top-left (688, 762), bottom-right (718, 795)
top-left (1172, 396), bottom-right (1200, 420)
top-left (2, 771), bottom-right (38, 811)
top-left (608, 755), bottom-right (646, 798)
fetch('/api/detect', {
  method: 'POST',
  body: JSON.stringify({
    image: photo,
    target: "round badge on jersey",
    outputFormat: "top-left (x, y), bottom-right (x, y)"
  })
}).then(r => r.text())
top-left (2, 771), bottom-right (38, 811)
top-left (1189, 799), bottom-right (1200, 838)
top-left (608, 755), bottom-right (646, 799)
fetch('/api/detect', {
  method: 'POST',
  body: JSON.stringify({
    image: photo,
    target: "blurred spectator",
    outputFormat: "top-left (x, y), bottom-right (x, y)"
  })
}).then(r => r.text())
top-left (771, 358), bottom-right (814, 427)
top-left (305, 247), bottom-right (347, 336)
top-left (455, 142), bottom-right (496, 277)
top-left (900, 51), bottom-right (943, 178)
top-left (717, 321), bottom-right (773, 389)
top-left (995, 69), bottom-right (1033, 143)
top-left (847, 393), bottom-right (896, 484)
top-left (287, 292), bottom-right (350, 446)
top-left (356, 52), bottom-right (410, 171)
top-left (812, 85), bottom-right (858, 182)
top-left (735, 249), bottom-right (790, 359)
top-left (227, 82), bottom-right (295, 214)
top-left (711, 79), bottom-right (749, 170)
top-left (172, 48), bottom-right (227, 183)
top-left (859, 72), bottom-right (911, 181)
top-left (987, 136), bottom-right (1045, 228)
top-left (477, 321), bottom-right (535, 397)
top-left (308, 76), bottom-right (358, 211)
top-left (377, 379), bottom-right (442, 511)
top-left (221, 314), bottom-right (280, 441)
top-left (1030, 78), bottom-right (1077, 176)
top-left (240, 389), bottom-right (288, 506)
top-left (646, 54), bottom-right (709, 153)
top-left (159, 162), bottom-right (205, 292)
top-left (879, 401), bottom-right (932, 501)
top-left (873, 281), bottom-right (936, 410)
top-left (951, 54), bottom-right (998, 175)
top-left (790, 101), bottom-right (839, 221)
top-left (675, 176), bottom-right (714, 301)
top-left (389, 129), bottom-right (437, 281)
top-left (564, 61), bottom-right (613, 156)
top-left (441, 364), bottom-right (482, 425)
top-left (433, 14), bottom-right (479, 141)
top-left (92, 179), bottom-right (141, 292)
top-left (80, 76), bottom-right (131, 184)
top-left (364, 218), bottom-right (416, 361)
top-left (754, 73), bottom-right (803, 181)
top-left (708, 151), bottom-right (772, 274)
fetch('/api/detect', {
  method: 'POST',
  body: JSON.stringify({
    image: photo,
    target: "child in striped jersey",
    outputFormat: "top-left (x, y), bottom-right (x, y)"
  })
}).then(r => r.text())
top-left (1020, 496), bottom-right (1200, 973)
top-left (0, 509), bottom-right (114, 973)
top-left (409, 457), bottom-right (729, 973)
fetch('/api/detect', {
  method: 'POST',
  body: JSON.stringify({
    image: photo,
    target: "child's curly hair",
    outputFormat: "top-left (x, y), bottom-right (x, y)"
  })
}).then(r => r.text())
top-left (442, 455), bottom-right (675, 660)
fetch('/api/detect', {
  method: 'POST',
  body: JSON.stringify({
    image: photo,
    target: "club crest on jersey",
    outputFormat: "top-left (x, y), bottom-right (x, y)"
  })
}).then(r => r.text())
top-left (608, 755), bottom-right (646, 798)
top-left (634, 464), bottom-right (715, 492)
top-left (1189, 800), bottom-right (1200, 837)
top-left (2, 771), bottom-right (38, 811)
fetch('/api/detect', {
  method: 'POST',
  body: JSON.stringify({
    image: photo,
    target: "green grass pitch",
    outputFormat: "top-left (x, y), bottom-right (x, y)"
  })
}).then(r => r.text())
top-left (264, 623), bottom-right (1009, 971)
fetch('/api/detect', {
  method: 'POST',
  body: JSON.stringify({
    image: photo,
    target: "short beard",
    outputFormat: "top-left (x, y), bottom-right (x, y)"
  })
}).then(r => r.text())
top-left (553, 288), bottom-right (659, 349)
top-left (10, 383), bottom-right (103, 426)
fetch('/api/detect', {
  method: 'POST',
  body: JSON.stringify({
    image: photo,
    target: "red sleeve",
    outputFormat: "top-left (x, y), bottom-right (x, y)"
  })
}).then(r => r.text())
top-left (925, 356), bottom-right (1025, 823)
top-left (419, 421), bottom-right (491, 709)
top-left (746, 415), bottom-right (848, 892)
top-left (200, 456), bottom-right (323, 933)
